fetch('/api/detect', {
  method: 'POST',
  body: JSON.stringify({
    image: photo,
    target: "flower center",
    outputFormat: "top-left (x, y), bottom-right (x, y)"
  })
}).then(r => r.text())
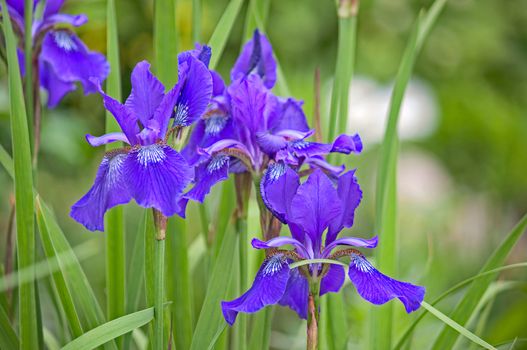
top-left (53, 31), bottom-right (78, 52)
top-left (350, 253), bottom-right (374, 273)
top-left (291, 140), bottom-right (309, 149)
top-left (267, 162), bottom-right (286, 181)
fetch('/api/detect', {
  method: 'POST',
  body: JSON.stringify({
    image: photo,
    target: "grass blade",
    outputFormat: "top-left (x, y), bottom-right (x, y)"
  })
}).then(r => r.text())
top-left (105, 3), bottom-right (126, 349)
top-left (371, 1), bottom-right (446, 348)
top-left (0, 1), bottom-right (38, 348)
top-left (326, 292), bottom-right (348, 350)
top-left (61, 308), bottom-right (154, 350)
top-left (0, 303), bottom-right (19, 349)
top-left (0, 143), bottom-right (14, 178)
top-left (190, 223), bottom-right (237, 350)
top-left (192, 0), bottom-right (202, 42)
top-left (208, 0), bottom-right (245, 70)
top-left (421, 302), bottom-right (496, 350)
top-left (35, 197), bottom-right (116, 350)
top-left (167, 216), bottom-right (193, 350)
top-left (431, 214), bottom-right (527, 349)
top-left (154, 0), bottom-right (178, 86)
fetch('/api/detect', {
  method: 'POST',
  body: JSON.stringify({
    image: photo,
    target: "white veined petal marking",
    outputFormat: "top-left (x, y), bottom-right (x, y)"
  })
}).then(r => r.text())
top-left (267, 162), bottom-right (286, 182)
top-left (137, 145), bottom-right (166, 167)
top-left (291, 140), bottom-right (310, 149)
top-left (53, 31), bottom-right (78, 52)
top-left (263, 254), bottom-right (285, 276)
top-left (205, 115), bottom-right (228, 135)
top-left (105, 153), bottom-right (127, 187)
top-left (351, 253), bottom-right (374, 274)
top-left (174, 103), bottom-right (190, 126)
top-left (207, 155), bottom-right (229, 173)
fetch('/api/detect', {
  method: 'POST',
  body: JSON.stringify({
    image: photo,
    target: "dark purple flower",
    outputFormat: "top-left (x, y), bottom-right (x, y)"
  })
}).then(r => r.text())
top-left (2, 0), bottom-right (109, 107)
top-left (182, 30), bottom-right (362, 203)
top-left (71, 57), bottom-right (212, 231)
top-left (221, 169), bottom-right (425, 324)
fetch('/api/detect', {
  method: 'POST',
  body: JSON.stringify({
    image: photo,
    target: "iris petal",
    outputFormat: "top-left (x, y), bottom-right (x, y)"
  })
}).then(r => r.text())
top-left (221, 255), bottom-right (290, 325)
top-left (320, 264), bottom-right (345, 296)
top-left (348, 254), bottom-right (425, 313)
top-left (278, 267), bottom-right (309, 319)
top-left (184, 154), bottom-right (230, 203)
top-left (70, 151), bottom-right (131, 231)
top-left (124, 144), bottom-right (192, 217)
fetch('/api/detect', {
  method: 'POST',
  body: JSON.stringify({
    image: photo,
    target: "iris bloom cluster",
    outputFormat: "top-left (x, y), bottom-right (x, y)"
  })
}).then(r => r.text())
top-left (182, 30), bottom-right (362, 204)
top-left (71, 47), bottom-right (212, 231)
top-left (2, 0), bottom-right (109, 107)
top-left (222, 168), bottom-right (425, 324)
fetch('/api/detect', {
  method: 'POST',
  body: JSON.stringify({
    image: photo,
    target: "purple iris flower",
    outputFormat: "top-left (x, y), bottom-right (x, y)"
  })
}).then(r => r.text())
top-left (70, 53), bottom-right (213, 231)
top-left (2, 0), bottom-right (109, 107)
top-left (221, 169), bottom-right (425, 324)
top-left (182, 30), bottom-right (362, 203)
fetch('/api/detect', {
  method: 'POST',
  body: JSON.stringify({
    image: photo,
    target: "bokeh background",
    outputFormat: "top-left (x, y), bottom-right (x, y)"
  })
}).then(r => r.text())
top-left (1, 0), bottom-right (526, 349)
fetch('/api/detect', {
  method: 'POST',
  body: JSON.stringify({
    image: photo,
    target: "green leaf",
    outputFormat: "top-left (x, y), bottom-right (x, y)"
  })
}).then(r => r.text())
top-left (190, 223), bottom-right (237, 350)
top-left (61, 308), bottom-right (154, 350)
top-left (431, 214), bottom-right (527, 349)
top-left (0, 302), bottom-right (19, 349)
top-left (35, 197), bottom-right (116, 350)
top-left (105, 4), bottom-right (126, 349)
top-left (0, 1), bottom-right (38, 347)
top-left (0, 143), bottom-right (14, 178)
top-left (167, 216), bottom-right (193, 350)
top-left (192, 0), bottom-right (202, 43)
top-left (326, 292), bottom-right (348, 350)
top-left (208, 0), bottom-right (245, 70)
top-left (154, 0), bottom-right (178, 86)
top-left (371, 1), bottom-right (446, 348)
top-left (122, 212), bottom-right (146, 350)
top-left (247, 308), bottom-right (273, 350)
top-left (421, 302), bottom-right (496, 350)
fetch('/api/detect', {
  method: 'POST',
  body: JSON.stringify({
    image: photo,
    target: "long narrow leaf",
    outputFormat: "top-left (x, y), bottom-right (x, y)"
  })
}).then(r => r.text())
top-left (431, 214), bottom-right (527, 349)
top-left (190, 224), bottom-right (237, 350)
top-left (421, 302), bottom-right (496, 350)
top-left (371, 1), bottom-right (446, 348)
top-left (61, 308), bottom-right (154, 350)
top-left (208, 0), bottom-right (245, 70)
top-left (154, 0), bottom-right (178, 86)
top-left (105, 4), bottom-right (126, 348)
top-left (0, 304), bottom-right (19, 349)
top-left (0, 1), bottom-right (38, 348)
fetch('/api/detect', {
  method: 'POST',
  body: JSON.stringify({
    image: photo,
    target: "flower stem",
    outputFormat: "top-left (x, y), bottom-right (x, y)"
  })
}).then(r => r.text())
top-left (153, 209), bottom-right (166, 350)
top-left (307, 280), bottom-right (321, 350)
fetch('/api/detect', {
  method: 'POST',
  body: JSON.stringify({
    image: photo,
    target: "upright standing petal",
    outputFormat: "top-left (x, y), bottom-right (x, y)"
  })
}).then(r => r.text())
top-left (173, 55), bottom-right (213, 127)
top-left (269, 98), bottom-right (310, 133)
top-left (70, 150), bottom-right (132, 231)
top-left (331, 134), bottom-right (363, 154)
top-left (221, 254), bottom-right (290, 325)
top-left (231, 29), bottom-right (277, 89)
top-left (124, 144), bottom-right (192, 217)
top-left (327, 170), bottom-right (363, 243)
top-left (40, 61), bottom-right (76, 108)
top-left (290, 170), bottom-right (342, 250)
top-left (348, 254), bottom-right (425, 313)
top-left (125, 61), bottom-right (165, 126)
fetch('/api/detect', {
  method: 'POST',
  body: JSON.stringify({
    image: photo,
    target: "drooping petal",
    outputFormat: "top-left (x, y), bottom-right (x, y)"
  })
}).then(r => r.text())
top-left (184, 154), bottom-right (230, 203)
top-left (331, 134), bottom-right (363, 154)
top-left (327, 170), bottom-right (363, 243)
top-left (40, 31), bottom-right (109, 95)
top-left (322, 235), bottom-right (378, 258)
top-left (289, 140), bottom-right (333, 158)
top-left (199, 139), bottom-right (254, 169)
top-left (221, 254), bottom-right (290, 325)
top-left (348, 254), bottom-right (425, 313)
top-left (290, 170), bottom-right (342, 250)
top-left (260, 163), bottom-right (299, 224)
top-left (305, 157), bottom-right (345, 177)
top-left (125, 61), bottom-right (165, 126)
top-left (86, 132), bottom-right (130, 147)
top-left (124, 144), bottom-right (193, 217)
top-left (92, 80), bottom-right (140, 145)
top-left (70, 150), bottom-right (131, 231)
top-left (40, 60), bottom-right (76, 108)
top-left (231, 29), bottom-right (277, 89)
top-left (173, 54), bottom-right (213, 127)
top-left (278, 267), bottom-right (309, 319)
top-left (320, 264), bottom-right (345, 296)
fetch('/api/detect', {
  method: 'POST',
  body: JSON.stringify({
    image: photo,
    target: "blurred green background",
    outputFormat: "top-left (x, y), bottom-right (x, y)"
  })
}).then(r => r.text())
top-left (1, 0), bottom-right (526, 348)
